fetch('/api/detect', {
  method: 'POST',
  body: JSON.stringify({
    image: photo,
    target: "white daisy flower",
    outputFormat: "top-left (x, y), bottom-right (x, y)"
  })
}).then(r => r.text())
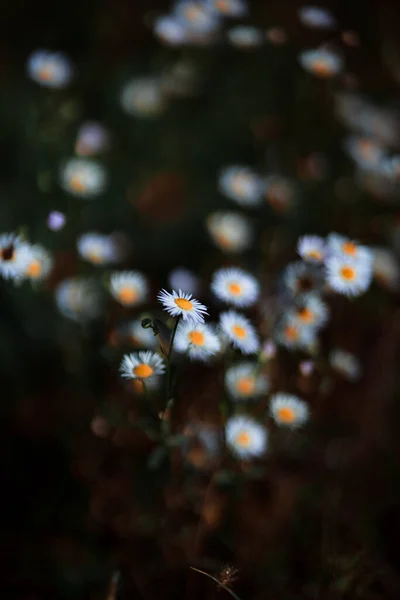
top-left (168, 267), bottom-right (200, 295)
top-left (292, 293), bottom-right (329, 329)
top-left (219, 310), bottom-right (259, 354)
top-left (158, 289), bottom-right (208, 324)
top-left (120, 77), bottom-right (165, 117)
top-left (22, 245), bottom-right (53, 281)
top-left (298, 6), bottom-right (336, 29)
top-left (276, 314), bottom-right (317, 350)
top-left (174, 1), bottom-right (220, 34)
top-left (27, 49), bottom-right (73, 88)
top-left (110, 271), bottom-right (149, 307)
top-left (329, 349), bottom-right (361, 381)
top-left (297, 235), bottom-right (326, 264)
top-left (77, 233), bottom-right (119, 266)
top-left (344, 135), bottom-right (385, 170)
top-left (372, 247), bottom-right (400, 291)
top-left (174, 321), bottom-right (221, 361)
top-left (270, 393), bottom-right (309, 428)
top-left (225, 415), bottom-right (267, 458)
top-left (225, 362), bottom-right (269, 400)
top-left (299, 48), bottom-right (343, 77)
top-left (211, 267), bottom-right (260, 308)
top-left (325, 255), bottom-right (372, 296)
top-left (207, 211), bottom-right (253, 254)
top-left (326, 233), bottom-right (373, 265)
top-left (227, 26), bottom-right (264, 48)
top-left (154, 15), bottom-right (188, 46)
top-left (283, 261), bottom-right (323, 297)
top-left (0, 233), bottom-right (31, 281)
top-left (75, 122), bottom-right (109, 156)
top-left (119, 350), bottom-right (165, 381)
top-left (60, 158), bottom-right (107, 198)
top-left (207, 0), bottom-right (248, 17)
top-left (55, 278), bottom-right (103, 322)
top-left (125, 319), bottom-right (159, 349)
top-left (218, 166), bottom-right (264, 207)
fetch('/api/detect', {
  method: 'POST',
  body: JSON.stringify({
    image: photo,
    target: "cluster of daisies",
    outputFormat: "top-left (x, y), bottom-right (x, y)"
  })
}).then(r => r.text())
top-left (0, 232), bottom-right (53, 283)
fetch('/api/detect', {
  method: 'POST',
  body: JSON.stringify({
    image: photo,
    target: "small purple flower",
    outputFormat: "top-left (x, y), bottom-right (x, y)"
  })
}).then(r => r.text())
top-left (47, 211), bottom-right (66, 231)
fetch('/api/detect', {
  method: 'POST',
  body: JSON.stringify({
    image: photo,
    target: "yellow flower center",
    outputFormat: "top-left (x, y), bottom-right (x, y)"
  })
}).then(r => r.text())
top-left (39, 65), bottom-right (53, 81)
top-left (175, 297), bottom-right (193, 311)
top-left (277, 406), bottom-right (296, 423)
top-left (284, 325), bottom-right (299, 341)
top-left (359, 139), bottom-right (374, 159)
top-left (228, 282), bottom-right (242, 296)
top-left (232, 325), bottom-right (246, 339)
top-left (232, 175), bottom-right (249, 196)
top-left (236, 377), bottom-right (256, 395)
top-left (189, 330), bottom-right (205, 346)
top-left (307, 249), bottom-right (322, 260)
top-left (216, 0), bottom-right (229, 11)
top-left (297, 307), bottom-right (314, 324)
top-left (236, 430), bottom-right (251, 447)
top-left (342, 241), bottom-right (357, 256)
top-left (70, 175), bottom-right (86, 192)
top-left (215, 232), bottom-right (233, 249)
top-left (312, 60), bottom-right (333, 77)
top-left (87, 250), bottom-right (103, 264)
top-left (133, 363), bottom-right (153, 379)
top-left (185, 5), bottom-right (201, 21)
top-left (118, 286), bottom-right (138, 305)
top-left (340, 266), bottom-right (356, 281)
top-left (27, 260), bottom-right (42, 278)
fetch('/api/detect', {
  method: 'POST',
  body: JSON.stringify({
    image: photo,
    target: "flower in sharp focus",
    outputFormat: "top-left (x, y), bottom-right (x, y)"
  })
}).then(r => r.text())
top-left (329, 349), bottom-right (361, 381)
top-left (211, 267), bottom-right (260, 308)
top-left (119, 350), bottom-right (165, 381)
top-left (0, 233), bottom-right (31, 281)
top-left (158, 289), bottom-right (208, 324)
top-left (77, 233), bottom-right (119, 266)
top-left (120, 77), bottom-right (166, 117)
top-left (174, 321), bottom-right (221, 361)
top-left (55, 278), bottom-right (103, 322)
top-left (227, 26), bottom-right (264, 48)
top-left (299, 48), bottom-right (343, 78)
top-left (60, 159), bottom-right (107, 198)
top-left (75, 122), bottom-right (109, 156)
top-left (23, 245), bottom-right (53, 281)
top-left (225, 362), bottom-right (269, 400)
top-left (225, 415), bottom-right (267, 458)
top-left (110, 271), bottom-right (149, 307)
top-left (218, 166), bottom-right (264, 207)
top-left (26, 49), bottom-right (73, 88)
top-left (297, 235), bottom-right (326, 264)
top-left (270, 393), bottom-right (309, 428)
top-left (325, 256), bottom-right (372, 296)
top-left (219, 310), bottom-right (259, 354)
top-left (207, 211), bottom-right (253, 254)
top-left (298, 6), bottom-right (336, 29)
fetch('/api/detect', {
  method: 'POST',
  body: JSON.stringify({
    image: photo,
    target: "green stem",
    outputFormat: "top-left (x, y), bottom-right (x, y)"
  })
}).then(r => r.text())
top-left (163, 315), bottom-right (182, 423)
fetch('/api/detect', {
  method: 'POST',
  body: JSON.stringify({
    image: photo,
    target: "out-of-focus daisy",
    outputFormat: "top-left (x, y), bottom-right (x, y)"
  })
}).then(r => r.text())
top-left (297, 235), bottom-right (326, 264)
top-left (47, 211), bottom-right (66, 231)
top-left (225, 415), bottom-right (267, 458)
top-left (27, 50), bottom-right (73, 88)
top-left (218, 166), bottom-right (264, 207)
top-left (298, 6), bottom-right (336, 29)
top-left (344, 135), bottom-right (385, 170)
top-left (227, 26), bottom-right (264, 48)
top-left (329, 349), bottom-right (361, 381)
top-left (158, 289), bottom-right (208, 324)
top-left (219, 310), bottom-right (259, 354)
top-left (270, 393), bottom-right (309, 428)
top-left (168, 267), bottom-right (201, 295)
top-left (119, 350), bottom-right (165, 381)
top-left (174, 321), bottom-right (221, 361)
top-left (325, 255), bottom-right (372, 296)
top-left (260, 339), bottom-right (277, 361)
top-left (265, 26), bottom-right (288, 45)
top-left (292, 293), bottom-right (329, 329)
top-left (326, 233), bottom-right (373, 265)
top-left (153, 15), bottom-right (188, 46)
top-left (276, 315), bottom-right (316, 350)
top-left (0, 233), bottom-right (31, 281)
top-left (225, 362), bottom-right (269, 400)
top-left (120, 77), bottom-right (165, 117)
top-left (174, 1), bottom-right (220, 34)
top-left (75, 122), bottom-right (109, 156)
top-left (110, 271), bottom-right (149, 307)
top-left (207, 0), bottom-right (248, 17)
top-left (55, 278), bottom-right (103, 322)
top-left (77, 233), bottom-right (119, 266)
top-left (207, 211), bottom-right (253, 254)
top-left (283, 261), bottom-right (323, 296)
top-left (125, 318), bottom-right (159, 349)
top-left (60, 159), bottom-right (107, 198)
top-left (22, 245), bottom-right (53, 281)
top-left (264, 175), bottom-right (295, 213)
top-left (372, 247), bottom-right (400, 291)
top-left (211, 267), bottom-right (260, 308)
top-left (299, 48), bottom-right (343, 77)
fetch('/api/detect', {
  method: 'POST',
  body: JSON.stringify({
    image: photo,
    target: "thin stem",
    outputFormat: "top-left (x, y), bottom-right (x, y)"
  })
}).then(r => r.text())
top-left (165, 315), bottom-right (181, 406)
top-left (189, 567), bottom-right (242, 600)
